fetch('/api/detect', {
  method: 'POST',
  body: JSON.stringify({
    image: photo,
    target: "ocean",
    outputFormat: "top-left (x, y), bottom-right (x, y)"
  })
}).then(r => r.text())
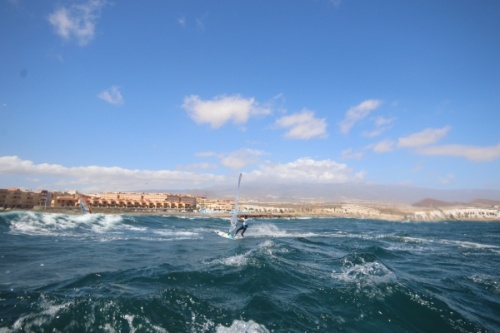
top-left (0, 212), bottom-right (499, 332)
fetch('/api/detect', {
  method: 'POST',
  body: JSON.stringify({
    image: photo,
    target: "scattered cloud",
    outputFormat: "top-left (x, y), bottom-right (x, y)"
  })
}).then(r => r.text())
top-left (195, 151), bottom-right (218, 158)
top-left (47, 0), bottom-right (107, 46)
top-left (98, 86), bottom-right (124, 105)
top-left (176, 162), bottom-right (218, 171)
top-left (329, 0), bottom-right (342, 8)
top-left (370, 139), bottom-right (395, 153)
top-left (275, 109), bottom-right (327, 140)
top-left (220, 149), bottom-right (265, 169)
top-left (439, 173), bottom-right (455, 185)
top-left (363, 128), bottom-right (385, 138)
top-left (196, 13), bottom-right (209, 31)
top-left (339, 99), bottom-right (382, 134)
top-left (182, 95), bottom-right (270, 129)
top-left (374, 116), bottom-right (394, 127)
top-left (250, 157), bottom-right (365, 184)
top-left (363, 116), bottom-right (395, 138)
top-left (417, 144), bottom-right (500, 162)
top-left (6, 0), bottom-right (20, 6)
top-left (398, 126), bottom-right (450, 148)
top-left (341, 148), bottom-right (364, 160)
top-left (177, 16), bottom-right (186, 27)
top-left (196, 149), bottom-right (266, 169)
top-left (411, 164), bottom-right (423, 173)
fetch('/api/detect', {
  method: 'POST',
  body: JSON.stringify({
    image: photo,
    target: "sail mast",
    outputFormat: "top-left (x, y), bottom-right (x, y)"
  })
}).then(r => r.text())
top-left (229, 173), bottom-right (242, 233)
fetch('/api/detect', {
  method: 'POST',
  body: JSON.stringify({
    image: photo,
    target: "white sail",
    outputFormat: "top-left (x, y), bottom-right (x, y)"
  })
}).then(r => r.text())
top-left (229, 173), bottom-right (242, 234)
top-left (79, 197), bottom-right (92, 214)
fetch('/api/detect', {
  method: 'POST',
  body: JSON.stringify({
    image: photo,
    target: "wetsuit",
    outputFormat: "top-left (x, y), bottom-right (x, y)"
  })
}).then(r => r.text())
top-left (235, 220), bottom-right (248, 237)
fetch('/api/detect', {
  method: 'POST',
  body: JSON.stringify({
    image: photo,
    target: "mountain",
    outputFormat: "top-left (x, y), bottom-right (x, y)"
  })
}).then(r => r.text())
top-left (413, 198), bottom-right (455, 207)
top-left (469, 199), bottom-right (500, 207)
top-left (157, 183), bottom-right (500, 205)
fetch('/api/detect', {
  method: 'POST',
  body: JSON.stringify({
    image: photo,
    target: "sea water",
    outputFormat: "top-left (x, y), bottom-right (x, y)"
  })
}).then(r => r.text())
top-left (0, 212), bottom-right (499, 332)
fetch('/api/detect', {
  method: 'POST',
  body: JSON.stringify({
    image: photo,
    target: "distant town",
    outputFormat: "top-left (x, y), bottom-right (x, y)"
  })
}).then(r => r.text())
top-left (1, 188), bottom-right (499, 222)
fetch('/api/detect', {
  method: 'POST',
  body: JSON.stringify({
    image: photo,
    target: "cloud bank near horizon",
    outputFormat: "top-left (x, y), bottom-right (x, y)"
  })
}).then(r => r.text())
top-left (0, 156), bottom-right (364, 192)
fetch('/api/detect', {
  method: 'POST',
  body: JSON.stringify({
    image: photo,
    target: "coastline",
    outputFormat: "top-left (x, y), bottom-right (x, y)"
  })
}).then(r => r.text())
top-left (3, 202), bottom-right (500, 222)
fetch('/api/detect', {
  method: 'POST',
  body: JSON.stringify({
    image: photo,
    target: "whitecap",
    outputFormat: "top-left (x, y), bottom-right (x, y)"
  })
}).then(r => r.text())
top-left (207, 240), bottom-right (275, 267)
top-left (216, 319), bottom-right (270, 333)
top-left (250, 223), bottom-right (318, 238)
top-left (219, 253), bottom-right (248, 267)
top-left (467, 274), bottom-right (500, 294)
top-left (153, 229), bottom-right (202, 240)
top-left (440, 239), bottom-right (499, 250)
top-left (332, 261), bottom-right (396, 286)
top-left (10, 295), bottom-right (72, 332)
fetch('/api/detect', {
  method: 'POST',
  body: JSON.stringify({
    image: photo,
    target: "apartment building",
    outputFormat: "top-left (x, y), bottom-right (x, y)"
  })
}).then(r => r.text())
top-left (1, 189), bottom-right (196, 211)
top-left (0, 189), bottom-right (50, 209)
top-left (88, 192), bottom-right (197, 209)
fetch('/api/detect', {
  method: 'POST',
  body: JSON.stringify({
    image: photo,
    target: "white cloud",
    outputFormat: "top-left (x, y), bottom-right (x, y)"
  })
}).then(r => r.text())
top-left (0, 155), bottom-right (365, 193)
top-left (371, 139), bottom-right (395, 153)
top-left (195, 151), bottom-right (218, 158)
top-left (341, 148), bottom-right (364, 160)
top-left (220, 149), bottom-right (264, 169)
top-left (339, 99), bottom-right (382, 134)
top-left (0, 156), bottom-right (224, 192)
top-left (417, 144), bottom-right (500, 162)
top-left (364, 116), bottom-right (396, 137)
top-left (398, 126), bottom-right (450, 148)
top-left (47, 0), bottom-right (107, 46)
top-left (177, 162), bottom-right (218, 171)
top-left (196, 149), bottom-right (266, 169)
top-left (275, 109), bottom-right (327, 140)
top-left (374, 116), bottom-right (394, 127)
top-left (439, 173), bottom-right (455, 185)
top-left (177, 16), bottom-right (186, 27)
top-left (98, 86), bottom-right (124, 105)
top-left (182, 95), bottom-right (270, 129)
top-left (251, 158), bottom-right (364, 183)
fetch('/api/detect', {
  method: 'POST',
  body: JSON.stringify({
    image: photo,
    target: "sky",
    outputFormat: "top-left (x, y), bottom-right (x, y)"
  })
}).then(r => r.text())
top-left (1, 0), bottom-right (500, 194)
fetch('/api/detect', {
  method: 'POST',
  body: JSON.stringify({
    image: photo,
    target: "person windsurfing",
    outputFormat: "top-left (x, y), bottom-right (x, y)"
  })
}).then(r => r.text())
top-left (234, 216), bottom-right (248, 237)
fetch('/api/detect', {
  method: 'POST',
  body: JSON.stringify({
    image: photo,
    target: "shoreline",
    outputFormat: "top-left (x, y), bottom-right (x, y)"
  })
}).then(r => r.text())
top-left (2, 205), bottom-right (499, 222)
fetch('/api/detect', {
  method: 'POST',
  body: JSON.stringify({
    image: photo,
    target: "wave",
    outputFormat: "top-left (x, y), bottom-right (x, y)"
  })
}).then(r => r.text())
top-left (1, 211), bottom-right (124, 236)
top-left (332, 253), bottom-right (397, 299)
top-left (216, 319), bottom-right (270, 333)
top-left (0, 212), bottom-right (206, 242)
top-left (1, 214), bottom-right (498, 332)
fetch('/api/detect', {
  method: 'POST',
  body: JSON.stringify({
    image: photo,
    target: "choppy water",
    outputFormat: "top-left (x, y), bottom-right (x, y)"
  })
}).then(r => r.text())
top-left (0, 211), bottom-right (499, 332)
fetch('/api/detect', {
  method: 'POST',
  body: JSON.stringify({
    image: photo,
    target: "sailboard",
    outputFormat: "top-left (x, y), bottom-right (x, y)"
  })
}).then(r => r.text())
top-left (214, 230), bottom-right (241, 239)
top-left (79, 197), bottom-right (93, 214)
top-left (215, 173), bottom-right (242, 239)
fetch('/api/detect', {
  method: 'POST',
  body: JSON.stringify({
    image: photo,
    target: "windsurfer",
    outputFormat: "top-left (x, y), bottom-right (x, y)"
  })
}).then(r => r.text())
top-left (234, 217), bottom-right (248, 237)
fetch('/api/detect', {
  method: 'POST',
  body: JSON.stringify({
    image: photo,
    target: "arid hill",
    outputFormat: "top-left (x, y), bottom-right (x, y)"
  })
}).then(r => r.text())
top-left (413, 198), bottom-right (455, 207)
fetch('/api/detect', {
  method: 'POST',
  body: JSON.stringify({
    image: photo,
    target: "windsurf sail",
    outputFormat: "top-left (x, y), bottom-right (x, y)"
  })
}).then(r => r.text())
top-left (79, 196), bottom-right (93, 214)
top-left (229, 173), bottom-right (242, 234)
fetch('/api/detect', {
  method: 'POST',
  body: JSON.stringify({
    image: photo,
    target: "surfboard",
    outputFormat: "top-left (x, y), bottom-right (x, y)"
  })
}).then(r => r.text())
top-left (214, 230), bottom-right (241, 240)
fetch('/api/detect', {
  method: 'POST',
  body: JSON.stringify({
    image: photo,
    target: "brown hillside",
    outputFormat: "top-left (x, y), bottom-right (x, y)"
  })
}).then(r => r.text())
top-left (413, 198), bottom-right (453, 207)
top-left (469, 199), bottom-right (500, 207)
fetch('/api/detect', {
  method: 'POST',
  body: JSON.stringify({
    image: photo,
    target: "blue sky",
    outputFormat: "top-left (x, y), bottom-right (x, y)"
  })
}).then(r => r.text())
top-left (1, 0), bottom-right (499, 193)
